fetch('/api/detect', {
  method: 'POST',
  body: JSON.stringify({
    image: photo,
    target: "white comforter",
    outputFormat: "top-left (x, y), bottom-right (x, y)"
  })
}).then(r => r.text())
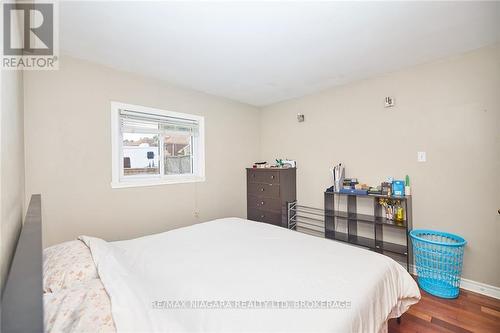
top-left (81, 218), bottom-right (420, 333)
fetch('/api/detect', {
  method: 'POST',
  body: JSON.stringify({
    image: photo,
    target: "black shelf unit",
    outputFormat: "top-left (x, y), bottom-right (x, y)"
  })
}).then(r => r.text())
top-left (324, 191), bottom-right (413, 270)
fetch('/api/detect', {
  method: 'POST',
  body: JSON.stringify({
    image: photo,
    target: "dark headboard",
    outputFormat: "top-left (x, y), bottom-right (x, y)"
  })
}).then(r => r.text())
top-left (1, 194), bottom-right (43, 333)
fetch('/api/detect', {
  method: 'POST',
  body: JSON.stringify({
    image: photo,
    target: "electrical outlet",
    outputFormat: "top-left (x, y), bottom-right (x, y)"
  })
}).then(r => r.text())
top-left (417, 152), bottom-right (426, 162)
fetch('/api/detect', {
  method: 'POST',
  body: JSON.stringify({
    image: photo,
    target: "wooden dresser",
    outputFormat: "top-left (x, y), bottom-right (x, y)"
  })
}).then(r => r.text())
top-left (246, 168), bottom-right (296, 227)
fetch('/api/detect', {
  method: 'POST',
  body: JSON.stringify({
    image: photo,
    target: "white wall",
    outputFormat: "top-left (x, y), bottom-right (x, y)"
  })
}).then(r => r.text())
top-left (0, 16), bottom-right (25, 293)
top-left (24, 55), bottom-right (260, 247)
top-left (260, 45), bottom-right (500, 287)
top-left (23, 45), bottom-right (500, 289)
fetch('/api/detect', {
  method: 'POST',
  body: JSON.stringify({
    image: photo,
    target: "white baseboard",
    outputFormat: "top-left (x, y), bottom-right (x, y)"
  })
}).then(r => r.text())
top-left (459, 278), bottom-right (500, 299)
top-left (409, 265), bottom-right (500, 299)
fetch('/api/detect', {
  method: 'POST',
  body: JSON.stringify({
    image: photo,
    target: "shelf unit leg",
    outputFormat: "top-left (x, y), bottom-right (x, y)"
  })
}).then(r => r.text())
top-left (406, 198), bottom-right (413, 272)
top-left (324, 192), bottom-right (335, 239)
top-left (347, 195), bottom-right (357, 241)
top-left (374, 199), bottom-right (383, 253)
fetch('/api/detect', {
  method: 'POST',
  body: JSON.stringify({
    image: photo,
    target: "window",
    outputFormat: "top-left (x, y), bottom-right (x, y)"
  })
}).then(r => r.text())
top-left (111, 102), bottom-right (205, 188)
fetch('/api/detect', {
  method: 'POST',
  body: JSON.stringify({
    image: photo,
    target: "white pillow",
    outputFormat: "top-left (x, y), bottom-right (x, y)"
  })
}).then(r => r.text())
top-left (43, 239), bottom-right (98, 293)
top-left (44, 279), bottom-right (116, 333)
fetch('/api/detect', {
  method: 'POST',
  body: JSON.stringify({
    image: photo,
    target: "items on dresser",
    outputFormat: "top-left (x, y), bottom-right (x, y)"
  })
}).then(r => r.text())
top-left (327, 166), bottom-right (412, 199)
top-left (246, 168), bottom-right (296, 227)
top-left (354, 183), bottom-right (369, 190)
top-left (339, 176), bottom-right (368, 194)
top-left (331, 163), bottom-right (345, 192)
top-left (339, 188), bottom-right (368, 195)
top-left (392, 180), bottom-right (405, 196)
top-left (381, 182), bottom-right (392, 195)
top-left (379, 198), bottom-right (406, 222)
top-left (368, 186), bottom-right (382, 195)
top-left (253, 162), bottom-right (268, 168)
top-left (405, 175), bottom-right (412, 195)
top-left (328, 164), bottom-right (412, 197)
top-left (342, 178), bottom-right (358, 189)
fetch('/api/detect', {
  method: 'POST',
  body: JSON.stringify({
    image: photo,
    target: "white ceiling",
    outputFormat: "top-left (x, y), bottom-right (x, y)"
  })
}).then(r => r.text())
top-left (60, 1), bottom-right (500, 107)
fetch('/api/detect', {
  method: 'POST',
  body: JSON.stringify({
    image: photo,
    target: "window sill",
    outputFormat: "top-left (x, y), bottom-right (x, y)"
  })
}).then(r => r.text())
top-left (111, 176), bottom-right (205, 189)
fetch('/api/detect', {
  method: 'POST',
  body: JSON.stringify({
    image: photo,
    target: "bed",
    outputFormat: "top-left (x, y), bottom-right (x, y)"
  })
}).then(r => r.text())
top-left (41, 217), bottom-right (420, 333)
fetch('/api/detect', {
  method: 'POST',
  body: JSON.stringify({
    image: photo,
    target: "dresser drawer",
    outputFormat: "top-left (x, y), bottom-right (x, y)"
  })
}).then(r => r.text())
top-left (247, 170), bottom-right (280, 184)
top-left (248, 209), bottom-right (282, 226)
top-left (248, 195), bottom-right (281, 212)
top-left (247, 182), bottom-right (280, 198)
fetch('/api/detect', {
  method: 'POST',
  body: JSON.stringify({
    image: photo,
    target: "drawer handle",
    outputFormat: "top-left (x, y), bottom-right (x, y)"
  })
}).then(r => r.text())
top-left (260, 188), bottom-right (265, 192)
top-left (261, 201), bottom-right (265, 205)
top-left (260, 214), bottom-right (265, 219)
top-left (270, 175), bottom-right (275, 179)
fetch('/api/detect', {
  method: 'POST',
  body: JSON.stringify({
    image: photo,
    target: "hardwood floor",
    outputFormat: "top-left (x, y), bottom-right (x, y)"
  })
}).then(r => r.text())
top-left (388, 288), bottom-right (500, 333)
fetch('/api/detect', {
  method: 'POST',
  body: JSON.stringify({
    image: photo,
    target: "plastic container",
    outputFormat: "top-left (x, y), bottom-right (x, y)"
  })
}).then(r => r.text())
top-left (410, 229), bottom-right (467, 299)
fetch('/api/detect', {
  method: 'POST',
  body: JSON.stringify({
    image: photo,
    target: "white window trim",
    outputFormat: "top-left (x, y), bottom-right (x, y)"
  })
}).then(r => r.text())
top-left (111, 101), bottom-right (205, 189)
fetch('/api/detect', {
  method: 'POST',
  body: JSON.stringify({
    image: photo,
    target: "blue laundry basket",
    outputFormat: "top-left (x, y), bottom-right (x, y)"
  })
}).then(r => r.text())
top-left (410, 229), bottom-right (467, 299)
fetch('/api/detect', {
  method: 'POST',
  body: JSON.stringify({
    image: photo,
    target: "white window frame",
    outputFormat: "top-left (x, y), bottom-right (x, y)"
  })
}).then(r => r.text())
top-left (111, 101), bottom-right (205, 188)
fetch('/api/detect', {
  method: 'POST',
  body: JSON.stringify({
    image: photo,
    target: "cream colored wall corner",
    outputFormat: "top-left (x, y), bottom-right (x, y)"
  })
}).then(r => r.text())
top-left (0, 69), bottom-right (25, 293)
top-left (0, 12), bottom-right (26, 293)
top-left (260, 44), bottom-right (500, 288)
top-left (23, 55), bottom-right (260, 247)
